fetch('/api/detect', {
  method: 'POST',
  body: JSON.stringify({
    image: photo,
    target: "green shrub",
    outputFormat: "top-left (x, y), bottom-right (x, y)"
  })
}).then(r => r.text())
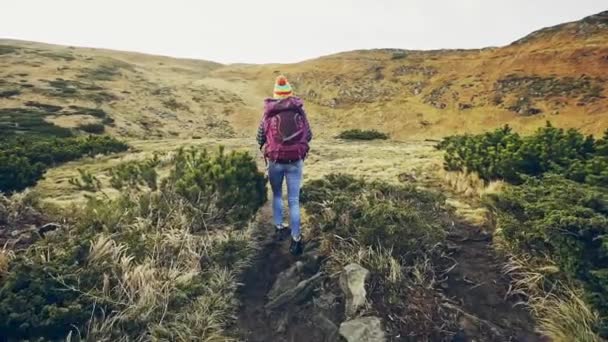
top-left (24, 101), bottom-right (63, 113)
top-left (438, 123), bottom-right (606, 186)
top-left (69, 169), bottom-right (101, 192)
top-left (109, 155), bottom-right (161, 191)
top-left (484, 175), bottom-right (608, 333)
top-left (67, 105), bottom-right (108, 118)
top-left (0, 45), bottom-right (19, 55)
top-left (302, 174), bottom-right (444, 257)
top-left (166, 146), bottom-right (267, 227)
top-left (78, 122), bottom-right (105, 134)
top-left (162, 98), bottom-right (190, 111)
top-left (336, 129), bottom-right (389, 141)
top-left (391, 51), bottom-right (408, 60)
top-left (0, 136), bottom-right (128, 193)
top-left (0, 154), bottom-right (46, 193)
top-left (0, 108), bottom-right (73, 138)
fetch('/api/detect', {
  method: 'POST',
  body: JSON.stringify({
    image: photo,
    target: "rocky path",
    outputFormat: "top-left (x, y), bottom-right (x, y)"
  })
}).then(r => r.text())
top-left (234, 205), bottom-right (344, 342)
top-left (233, 194), bottom-right (541, 342)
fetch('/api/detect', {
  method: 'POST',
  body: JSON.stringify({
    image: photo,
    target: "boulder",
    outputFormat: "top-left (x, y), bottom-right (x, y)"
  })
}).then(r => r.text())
top-left (339, 316), bottom-right (386, 342)
top-left (339, 263), bottom-right (370, 317)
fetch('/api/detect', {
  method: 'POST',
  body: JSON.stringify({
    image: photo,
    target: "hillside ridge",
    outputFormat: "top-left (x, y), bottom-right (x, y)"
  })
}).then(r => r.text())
top-left (1, 10), bottom-right (607, 140)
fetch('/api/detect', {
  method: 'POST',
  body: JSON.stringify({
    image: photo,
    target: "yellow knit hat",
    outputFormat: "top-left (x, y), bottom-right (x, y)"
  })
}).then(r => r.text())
top-left (273, 75), bottom-right (293, 99)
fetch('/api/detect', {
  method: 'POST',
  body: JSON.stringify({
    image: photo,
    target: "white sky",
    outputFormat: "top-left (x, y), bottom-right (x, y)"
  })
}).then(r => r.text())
top-left (1, 0), bottom-right (606, 64)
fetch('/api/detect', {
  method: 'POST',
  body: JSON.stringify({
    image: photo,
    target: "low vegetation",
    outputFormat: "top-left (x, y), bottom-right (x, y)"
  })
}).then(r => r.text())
top-left (302, 174), bottom-right (455, 339)
top-left (336, 129), bottom-right (389, 141)
top-left (439, 124), bottom-right (608, 339)
top-left (438, 122), bottom-right (608, 187)
top-left (485, 176), bottom-right (607, 337)
top-left (0, 147), bottom-right (267, 340)
top-left (0, 136), bottom-right (128, 193)
top-left (78, 122), bottom-right (106, 134)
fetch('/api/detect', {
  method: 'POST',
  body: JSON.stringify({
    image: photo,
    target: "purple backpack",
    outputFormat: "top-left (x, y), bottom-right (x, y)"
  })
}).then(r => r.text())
top-left (263, 97), bottom-right (309, 161)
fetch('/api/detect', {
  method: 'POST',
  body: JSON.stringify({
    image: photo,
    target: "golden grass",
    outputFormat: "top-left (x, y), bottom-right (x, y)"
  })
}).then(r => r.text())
top-left (439, 169), bottom-right (506, 200)
top-left (503, 254), bottom-right (602, 342)
top-left (52, 190), bottom-right (261, 341)
top-left (36, 138), bottom-right (443, 205)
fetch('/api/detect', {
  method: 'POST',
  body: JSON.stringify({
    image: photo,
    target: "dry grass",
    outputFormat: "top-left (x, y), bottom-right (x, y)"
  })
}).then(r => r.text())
top-left (3, 24), bottom-right (608, 142)
top-left (48, 192), bottom-right (260, 341)
top-left (439, 169), bottom-right (506, 199)
top-left (503, 254), bottom-right (602, 342)
top-left (437, 169), bottom-right (506, 226)
top-left (36, 138), bottom-right (442, 206)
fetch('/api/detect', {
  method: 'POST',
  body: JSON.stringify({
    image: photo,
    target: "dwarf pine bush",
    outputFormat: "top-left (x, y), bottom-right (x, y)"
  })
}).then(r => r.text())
top-left (485, 175), bottom-right (608, 334)
top-left (438, 122), bottom-right (606, 186)
top-left (336, 129), bottom-right (389, 141)
top-left (0, 136), bottom-right (128, 193)
top-left (166, 146), bottom-right (267, 227)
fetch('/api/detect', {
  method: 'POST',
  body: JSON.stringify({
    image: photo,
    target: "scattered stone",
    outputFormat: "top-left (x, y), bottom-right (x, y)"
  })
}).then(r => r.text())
top-left (339, 316), bottom-right (386, 342)
top-left (340, 263), bottom-right (370, 317)
top-left (265, 272), bottom-right (323, 310)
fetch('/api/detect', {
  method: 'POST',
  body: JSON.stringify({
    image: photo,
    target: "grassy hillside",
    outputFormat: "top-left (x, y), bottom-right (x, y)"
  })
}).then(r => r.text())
top-left (1, 11), bottom-right (607, 141)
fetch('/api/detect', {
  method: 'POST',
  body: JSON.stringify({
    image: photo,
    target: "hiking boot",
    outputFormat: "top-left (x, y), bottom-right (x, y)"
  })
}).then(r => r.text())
top-left (289, 237), bottom-right (303, 256)
top-left (274, 224), bottom-right (290, 241)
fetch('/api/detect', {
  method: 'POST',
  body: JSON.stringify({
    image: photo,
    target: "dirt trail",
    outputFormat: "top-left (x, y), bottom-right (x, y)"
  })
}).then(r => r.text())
top-left (234, 204), bottom-right (343, 342)
top-left (234, 193), bottom-right (540, 341)
top-left (443, 220), bottom-right (540, 341)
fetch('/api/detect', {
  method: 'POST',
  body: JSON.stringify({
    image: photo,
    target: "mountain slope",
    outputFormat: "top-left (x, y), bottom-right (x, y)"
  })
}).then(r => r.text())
top-left (1, 10), bottom-right (607, 140)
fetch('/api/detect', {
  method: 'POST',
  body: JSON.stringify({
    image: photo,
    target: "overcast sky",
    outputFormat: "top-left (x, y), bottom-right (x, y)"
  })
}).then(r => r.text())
top-left (1, 0), bottom-right (606, 64)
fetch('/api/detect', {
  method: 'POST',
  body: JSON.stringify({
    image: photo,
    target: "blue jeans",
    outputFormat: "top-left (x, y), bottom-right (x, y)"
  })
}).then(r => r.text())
top-left (268, 160), bottom-right (303, 239)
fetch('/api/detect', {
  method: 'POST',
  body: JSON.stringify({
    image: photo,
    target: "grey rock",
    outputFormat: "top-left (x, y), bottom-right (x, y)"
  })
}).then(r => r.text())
top-left (314, 290), bottom-right (338, 311)
top-left (268, 262), bottom-right (304, 301)
top-left (339, 263), bottom-right (370, 317)
top-left (265, 272), bottom-right (323, 310)
top-left (339, 316), bottom-right (386, 342)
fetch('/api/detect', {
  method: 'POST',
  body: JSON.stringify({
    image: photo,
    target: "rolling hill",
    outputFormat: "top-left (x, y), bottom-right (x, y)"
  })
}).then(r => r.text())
top-left (1, 10), bottom-right (607, 140)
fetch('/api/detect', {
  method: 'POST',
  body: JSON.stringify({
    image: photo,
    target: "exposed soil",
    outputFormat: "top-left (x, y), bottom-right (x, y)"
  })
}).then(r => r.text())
top-left (234, 199), bottom-right (541, 342)
top-left (234, 206), bottom-right (343, 342)
top-left (443, 220), bottom-right (540, 341)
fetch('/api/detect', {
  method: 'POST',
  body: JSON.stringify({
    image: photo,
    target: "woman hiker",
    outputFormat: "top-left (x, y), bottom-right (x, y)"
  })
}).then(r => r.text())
top-left (256, 75), bottom-right (313, 256)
